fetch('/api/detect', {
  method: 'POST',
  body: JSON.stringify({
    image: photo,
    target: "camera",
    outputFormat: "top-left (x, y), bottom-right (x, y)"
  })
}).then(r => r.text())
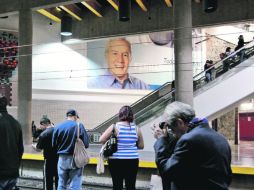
top-left (31, 121), bottom-right (45, 141)
top-left (159, 122), bottom-right (170, 129)
top-left (158, 121), bottom-right (175, 137)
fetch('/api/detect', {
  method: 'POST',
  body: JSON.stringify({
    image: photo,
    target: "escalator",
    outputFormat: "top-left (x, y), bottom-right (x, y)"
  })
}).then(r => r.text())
top-left (92, 82), bottom-right (174, 133)
top-left (194, 41), bottom-right (254, 119)
top-left (91, 40), bottom-right (254, 134)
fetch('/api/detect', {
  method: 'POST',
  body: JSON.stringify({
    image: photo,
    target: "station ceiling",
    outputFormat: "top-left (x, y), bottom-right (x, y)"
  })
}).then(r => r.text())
top-left (36, 0), bottom-right (201, 23)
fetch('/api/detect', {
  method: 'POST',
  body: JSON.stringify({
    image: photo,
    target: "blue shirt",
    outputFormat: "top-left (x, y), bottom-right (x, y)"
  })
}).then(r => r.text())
top-left (52, 120), bottom-right (89, 155)
top-left (87, 71), bottom-right (149, 89)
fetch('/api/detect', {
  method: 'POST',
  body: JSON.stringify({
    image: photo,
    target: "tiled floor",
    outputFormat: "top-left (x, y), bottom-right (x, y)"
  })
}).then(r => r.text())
top-left (231, 141), bottom-right (254, 167)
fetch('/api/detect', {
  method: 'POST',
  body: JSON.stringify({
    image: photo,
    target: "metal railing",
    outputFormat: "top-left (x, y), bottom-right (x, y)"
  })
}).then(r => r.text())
top-left (91, 82), bottom-right (173, 133)
top-left (193, 40), bottom-right (254, 91)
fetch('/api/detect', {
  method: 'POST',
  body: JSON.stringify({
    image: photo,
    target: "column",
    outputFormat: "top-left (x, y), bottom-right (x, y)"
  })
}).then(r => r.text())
top-left (18, 8), bottom-right (33, 145)
top-left (173, 0), bottom-right (193, 106)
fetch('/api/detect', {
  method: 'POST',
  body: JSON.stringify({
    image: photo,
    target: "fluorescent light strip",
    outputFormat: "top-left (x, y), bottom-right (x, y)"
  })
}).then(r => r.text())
top-left (81, 1), bottom-right (102, 17)
top-left (165, 0), bottom-right (173, 7)
top-left (60, 5), bottom-right (82, 21)
top-left (37, 9), bottom-right (61, 23)
top-left (107, 0), bottom-right (119, 11)
top-left (136, 0), bottom-right (148, 11)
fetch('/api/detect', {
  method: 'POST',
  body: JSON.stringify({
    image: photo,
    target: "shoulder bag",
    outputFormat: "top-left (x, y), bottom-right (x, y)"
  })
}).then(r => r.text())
top-left (73, 122), bottom-right (90, 168)
top-left (103, 124), bottom-right (118, 157)
top-left (96, 146), bottom-right (105, 174)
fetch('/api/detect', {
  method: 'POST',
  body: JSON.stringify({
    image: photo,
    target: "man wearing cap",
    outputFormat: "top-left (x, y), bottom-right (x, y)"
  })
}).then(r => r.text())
top-left (52, 109), bottom-right (89, 190)
top-left (152, 101), bottom-right (232, 190)
top-left (32, 116), bottom-right (58, 190)
top-left (0, 96), bottom-right (24, 189)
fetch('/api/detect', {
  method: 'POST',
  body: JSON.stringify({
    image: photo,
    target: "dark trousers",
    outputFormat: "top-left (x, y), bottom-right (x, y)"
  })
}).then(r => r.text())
top-left (108, 159), bottom-right (139, 190)
top-left (44, 158), bottom-right (58, 190)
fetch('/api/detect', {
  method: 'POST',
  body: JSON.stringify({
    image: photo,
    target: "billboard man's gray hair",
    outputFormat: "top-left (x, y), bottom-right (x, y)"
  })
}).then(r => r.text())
top-left (162, 101), bottom-right (196, 126)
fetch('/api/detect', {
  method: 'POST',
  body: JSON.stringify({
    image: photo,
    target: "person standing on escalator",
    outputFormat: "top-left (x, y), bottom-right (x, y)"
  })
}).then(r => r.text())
top-left (223, 47), bottom-right (232, 72)
top-left (204, 60), bottom-right (214, 82)
top-left (235, 35), bottom-right (248, 63)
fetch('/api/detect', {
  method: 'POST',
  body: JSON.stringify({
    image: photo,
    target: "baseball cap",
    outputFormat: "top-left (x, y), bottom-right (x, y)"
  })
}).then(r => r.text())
top-left (66, 109), bottom-right (79, 118)
top-left (40, 116), bottom-right (51, 125)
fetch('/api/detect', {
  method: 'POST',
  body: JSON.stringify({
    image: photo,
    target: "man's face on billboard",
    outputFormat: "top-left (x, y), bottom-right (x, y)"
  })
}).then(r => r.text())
top-left (106, 39), bottom-right (131, 81)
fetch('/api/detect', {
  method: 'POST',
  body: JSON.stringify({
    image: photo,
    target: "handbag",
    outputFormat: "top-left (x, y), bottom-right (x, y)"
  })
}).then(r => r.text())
top-left (96, 146), bottom-right (105, 174)
top-left (72, 122), bottom-right (90, 168)
top-left (103, 124), bottom-right (118, 157)
top-left (135, 125), bottom-right (142, 149)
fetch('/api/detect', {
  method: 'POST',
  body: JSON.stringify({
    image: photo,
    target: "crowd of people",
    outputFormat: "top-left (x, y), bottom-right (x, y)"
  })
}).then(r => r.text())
top-left (0, 93), bottom-right (233, 190)
top-left (34, 109), bottom-right (89, 190)
top-left (0, 94), bottom-right (89, 190)
top-left (204, 34), bottom-right (252, 83)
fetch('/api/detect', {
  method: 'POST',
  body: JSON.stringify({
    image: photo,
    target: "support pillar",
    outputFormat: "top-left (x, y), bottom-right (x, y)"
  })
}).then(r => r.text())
top-left (18, 8), bottom-right (33, 145)
top-left (173, 0), bottom-right (193, 106)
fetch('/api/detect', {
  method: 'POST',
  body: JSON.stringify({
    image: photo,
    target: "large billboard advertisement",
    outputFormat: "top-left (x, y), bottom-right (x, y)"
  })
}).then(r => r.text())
top-left (32, 32), bottom-right (203, 92)
top-left (85, 36), bottom-right (176, 91)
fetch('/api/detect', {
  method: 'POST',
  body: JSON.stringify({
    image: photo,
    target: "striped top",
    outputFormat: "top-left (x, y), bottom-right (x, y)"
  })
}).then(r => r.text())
top-left (110, 122), bottom-right (139, 159)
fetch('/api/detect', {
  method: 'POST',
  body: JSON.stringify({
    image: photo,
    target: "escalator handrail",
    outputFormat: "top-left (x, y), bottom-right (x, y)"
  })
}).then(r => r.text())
top-left (134, 91), bottom-right (174, 123)
top-left (130, 81), bottom-right (171, 107)
top-left (92, 81), bottom-right (172, 131)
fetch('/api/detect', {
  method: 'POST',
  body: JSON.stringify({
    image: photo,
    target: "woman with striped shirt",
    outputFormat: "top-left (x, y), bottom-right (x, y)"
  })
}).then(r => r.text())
top-left (99, 105), bottom-right (144, 190)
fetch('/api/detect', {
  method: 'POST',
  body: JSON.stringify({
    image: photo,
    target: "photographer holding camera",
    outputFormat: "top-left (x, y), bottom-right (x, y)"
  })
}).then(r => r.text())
top-left (152, 101), bottom-right (232, 190)
top-left (32, 116), bottom-right (58, 190)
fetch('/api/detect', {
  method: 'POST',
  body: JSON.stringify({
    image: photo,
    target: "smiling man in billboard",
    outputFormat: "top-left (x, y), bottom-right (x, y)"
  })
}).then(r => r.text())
top-left (87, 38), bottom-right (149, 89)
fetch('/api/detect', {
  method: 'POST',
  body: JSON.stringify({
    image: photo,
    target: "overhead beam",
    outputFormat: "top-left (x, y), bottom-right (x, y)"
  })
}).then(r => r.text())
top-left (0, 0), bottom-right (84, 15)
top-left (165, 0), bottom-right (173, 7)
top-left (73, 0), bottom-right (254, 40)
top-left (30, 0), bottom-right (83, 10)
top-left (59, 4), bottom-right (82, 21)
top-left (37, 8), bottom-right (62, 23)
top-left (81, 0), bottom-right (102, 17)
top-left (107, 0), bottom-right (118, 11)
top-left (136, 0), bottom-right (148, 11)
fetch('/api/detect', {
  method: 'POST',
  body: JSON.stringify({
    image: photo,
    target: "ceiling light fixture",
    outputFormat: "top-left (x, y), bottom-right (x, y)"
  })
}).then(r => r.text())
top-left (60, 15), bottom-right (72, 36)
top-left (119, 0), bottom-right (131, 22)
top-left (203, 0), bottom-right (217, 13)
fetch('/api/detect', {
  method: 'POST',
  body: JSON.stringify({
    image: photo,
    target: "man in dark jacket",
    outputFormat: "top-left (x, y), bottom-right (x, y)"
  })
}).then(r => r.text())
top-left (153, 101), bottom-right (232, 190)
top-left (32, 116), bottom-right (58, 190)
top-left (52, 109), bottom-right (89, 190)
top-left (0, 96), bottom-right (24, 189)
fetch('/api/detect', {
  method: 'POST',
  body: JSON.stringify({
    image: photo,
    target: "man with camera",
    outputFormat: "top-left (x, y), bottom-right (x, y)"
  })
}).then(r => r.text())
top-left (32, 116), bottom-right (58, 190)
top-left (152, 101), bottom-right (232, 190)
